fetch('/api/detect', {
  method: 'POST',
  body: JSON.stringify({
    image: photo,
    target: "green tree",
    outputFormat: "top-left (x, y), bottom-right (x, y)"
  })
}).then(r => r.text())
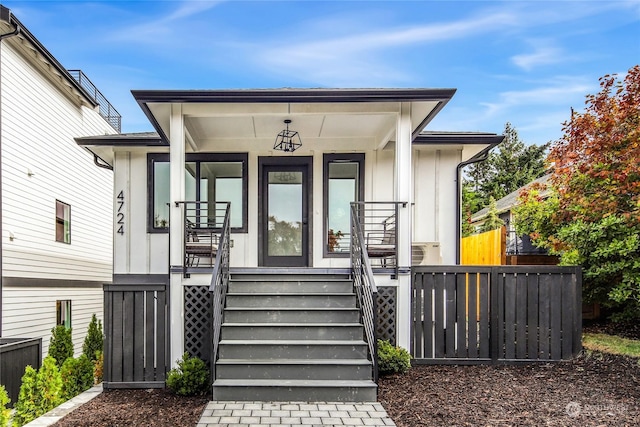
top-left (60, 355), bottom-right (94, 401)
top-left (480, 197), bottom-right (504, 232)
top-left (515, 65), bottom-right (640, 319)
top-left (13, 357), bottom-right (63, 427)
top-left (82, 314), bottom-right (103, 362)
top-left (49, 325), bottom-right (73, 367)
top-left (12, 366), bottom-right (38, 427)
top-left (0, 385), bottom-right (10, 427)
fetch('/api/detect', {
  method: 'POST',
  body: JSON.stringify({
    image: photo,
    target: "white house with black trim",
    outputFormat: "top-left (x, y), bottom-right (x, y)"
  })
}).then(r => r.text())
top-left (0, 6), bottom-right (116, 357)
top-left (78, 85), bottom-right (503, 400)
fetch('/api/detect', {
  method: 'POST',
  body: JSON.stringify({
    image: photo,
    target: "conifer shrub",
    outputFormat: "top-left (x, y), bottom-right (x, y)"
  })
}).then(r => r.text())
top-left (166, 353), bottom-right (209, 396)
top-left (0, 385), bottom-right (10, 427)
top-left (12, 366), bottom-right (38, 427)
top-left (93, 351), bottom-right (104, 384)
top-left (60, 355), bottom-right (94, 401)
top-left (82, 314), bottom-right (103, 362)
top-left (13, 357), bottom-right (63, 427)
top-left (49, 325), bottom-right (73, 367)
top-left (377, 339), bottom-right (411, 376)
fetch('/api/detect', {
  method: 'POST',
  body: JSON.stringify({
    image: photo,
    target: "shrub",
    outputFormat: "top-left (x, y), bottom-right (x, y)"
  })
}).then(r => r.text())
top-left (377, 339), bottom-right (411, 376)
top-left (83, 314), bottom-right (103, 362)
top-left (49, 325), bottom-right (74, 367)
top-left (12, 365), bottom-right (38, 427)
top-left (94, 351), bottom-right (104, 384)
top-left (60, 355), bottom-right (94, 401)
top-left (0, 385), bottom-right (10, 427)
top-left (166, 353), bottom-right (209, 396)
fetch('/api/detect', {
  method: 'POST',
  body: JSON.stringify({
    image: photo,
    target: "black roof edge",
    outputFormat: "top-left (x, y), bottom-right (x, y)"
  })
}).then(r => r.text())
top-left (0, 6), bottom-right (98, 108)
top-left (415, 132), bottom-right (505, 145)
top-left (75, 133), bottom-right (165, 147)
top-left (130, 88), bottom-right (457, 104)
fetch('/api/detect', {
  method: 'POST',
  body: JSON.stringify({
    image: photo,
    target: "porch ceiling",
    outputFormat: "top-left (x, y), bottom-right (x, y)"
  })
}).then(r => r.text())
top-left (135, 88), bottom-right (456, 150)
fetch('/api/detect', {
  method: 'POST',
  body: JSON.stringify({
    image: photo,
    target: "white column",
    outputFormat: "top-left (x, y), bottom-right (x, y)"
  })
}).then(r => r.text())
top-left (169, 104), bottom-right (185, 367)
top-left (395, 102), bottom-right (412, 350)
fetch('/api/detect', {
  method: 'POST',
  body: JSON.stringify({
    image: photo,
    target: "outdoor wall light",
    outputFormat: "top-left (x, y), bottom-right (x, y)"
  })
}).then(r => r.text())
top-left (273, 119), bottom-right (302, 152)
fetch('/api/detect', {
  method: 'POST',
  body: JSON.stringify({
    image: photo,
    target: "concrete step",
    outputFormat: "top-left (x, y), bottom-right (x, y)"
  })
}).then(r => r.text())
top-left (218, 340), bottom-right (368, 359)
top-left (228, 280), bottom-right (353, 294)
top-left (223, 307), bottom-right (361, 323)
top-left (212, 379), bottom-right (377, 402)
top-left (220, 323), bottom-right (364, 340)
top-left (225, 293), bottom-right (356, 308)
top-left (215, 359), bottom-right (372, 380)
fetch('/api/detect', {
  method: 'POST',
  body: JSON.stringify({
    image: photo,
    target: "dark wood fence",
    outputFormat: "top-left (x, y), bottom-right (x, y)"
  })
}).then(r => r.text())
top-left (104, 283), bottom-right (169, 388)
top-left (411, 266), bottom-right (582, 363)
top-left (0, 337), bottom-right (42, 407)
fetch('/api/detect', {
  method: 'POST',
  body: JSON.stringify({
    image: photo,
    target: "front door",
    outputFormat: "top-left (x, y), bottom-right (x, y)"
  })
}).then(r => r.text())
top-left (259, 157), bottom-right (312, 267)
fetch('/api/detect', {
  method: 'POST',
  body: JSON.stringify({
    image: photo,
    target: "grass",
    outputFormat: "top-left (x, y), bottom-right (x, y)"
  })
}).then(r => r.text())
top-left (583, 332), bottom-right (640, 358)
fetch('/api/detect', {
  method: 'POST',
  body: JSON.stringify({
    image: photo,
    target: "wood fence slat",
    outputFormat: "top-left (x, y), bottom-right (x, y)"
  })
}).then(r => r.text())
top-left (414, 273), bottom-right (424, 358)
top-left (445, 274), bottom-right (457, 358)
top-left (516, 274), bottom-right (528, 359)
top-left (456, 273), bottom-right (467, 358)
top-left (122, 292), bottom-right (135, 382)
top-left (103, 288), bottom-right (112, 383)
top-left (111, 291), bottom-right (124, 382)
top-left (144, 291), bottom-right (155, 381)
top-left (434, 273), bottom-right (445, 358)
top-left (496, 273), bottom-right (505, 360)
top-left (479, 272), bottom-right (490, 358)
top-left (133, 292), bottom-right (145, 381)
top-left (550, 273), bottom-right (563, 360)
top-left (573, 268), bottom-right (583, 356)
top-left (538, 275), bottom-right (551, 359)
top-left (504, 273), bottom-right (516, 359)
top-left (157, 289), bottom-right (167, 381)
top-left (467, 273), bottom-right (478, 358)
top-left (527, 274), bottom-right (539, 359)
top-left (561, 274), bottom-right (573, 359)
top-left (424, 273), bottom-right (434, 359)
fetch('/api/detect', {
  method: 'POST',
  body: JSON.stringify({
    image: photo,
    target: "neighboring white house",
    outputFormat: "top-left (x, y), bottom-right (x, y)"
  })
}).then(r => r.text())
top-left (78, 88), bottom-right (503, 367)
top-left (0, 6), bottom-right (116, 356)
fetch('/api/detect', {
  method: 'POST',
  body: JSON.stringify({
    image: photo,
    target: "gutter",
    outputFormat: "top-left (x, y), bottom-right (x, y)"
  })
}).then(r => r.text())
top-left (0, 5), bottom-right (22, 336)
top-left (455, 141), bottom-right (502, 264)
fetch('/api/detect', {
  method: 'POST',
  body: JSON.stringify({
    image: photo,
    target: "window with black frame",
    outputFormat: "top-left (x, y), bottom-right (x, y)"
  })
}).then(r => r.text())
top-left (148, 153), bottom-right (248, 232)
top-left (323, 153), bottom-right (364, 256)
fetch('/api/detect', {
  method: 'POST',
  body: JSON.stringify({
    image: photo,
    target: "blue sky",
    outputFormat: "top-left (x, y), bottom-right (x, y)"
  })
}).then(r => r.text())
top-left (2, 0), bottom-right (638, 145)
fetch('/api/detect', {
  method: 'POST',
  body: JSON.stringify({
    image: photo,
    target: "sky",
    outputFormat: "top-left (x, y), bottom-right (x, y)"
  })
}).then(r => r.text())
top-left (2, 0), bottom-right (638, 145)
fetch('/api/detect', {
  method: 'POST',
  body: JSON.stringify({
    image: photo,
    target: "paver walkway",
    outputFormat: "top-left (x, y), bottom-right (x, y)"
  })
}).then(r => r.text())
top-left (196, 401), bottom-right (396, 427)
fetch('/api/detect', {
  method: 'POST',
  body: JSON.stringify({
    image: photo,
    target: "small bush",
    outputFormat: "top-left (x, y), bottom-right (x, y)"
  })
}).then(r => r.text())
top-left (0, 385), bottom-right (10, 427)
top-left (83, 314), bottom-right (103, 362)
top-left (13, 357), bottom-right (63, 427)
top-left (60, 355), bottom-right (94, 401)
top-left (94, 351), bottom-right (104, 384)
top-left (12, 365), bottom-right (38, 427)
top-left (166, 353), bottom-right (209, 396)
top-left (49, 325), bottom-right (74, 367)
top-left (377, 339), bottom-right (411, 376)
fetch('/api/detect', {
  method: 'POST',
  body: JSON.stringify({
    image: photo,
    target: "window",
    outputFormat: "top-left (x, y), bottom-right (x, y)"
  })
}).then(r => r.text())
top-left (323, 154), bottom-right (365, 256)
top-left (148, 153), bottom-right (248, 232)
top-left (56, 300), bottom-right (71, 328)
top-left (55, 200), bottom-right (71, 243)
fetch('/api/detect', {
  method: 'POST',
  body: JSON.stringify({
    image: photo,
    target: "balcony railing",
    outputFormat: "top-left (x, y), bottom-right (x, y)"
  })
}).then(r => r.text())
top-left (68, 70), bottom-right (122, 132)
top-left (176, 201), bottom-right (230, 270)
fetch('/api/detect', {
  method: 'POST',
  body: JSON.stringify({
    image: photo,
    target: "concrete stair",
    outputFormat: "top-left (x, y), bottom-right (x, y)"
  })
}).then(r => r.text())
top-left (212, 271), bottom-right (377, 402)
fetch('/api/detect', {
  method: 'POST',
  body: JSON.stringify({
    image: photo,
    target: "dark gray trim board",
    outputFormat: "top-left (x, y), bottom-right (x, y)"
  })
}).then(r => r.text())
top-left (2, 277), bottom-right (106, 288)
top-left (112, 274), bottom-right (169, 285)
top-left (76, 132), bottom-right (164, 147)
top-left (415, 132), bottom-right (505, 145)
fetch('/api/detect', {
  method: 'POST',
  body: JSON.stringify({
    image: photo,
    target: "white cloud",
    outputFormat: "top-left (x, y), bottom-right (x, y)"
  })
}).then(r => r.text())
top-left (512, 42), bottom-right (567, 71)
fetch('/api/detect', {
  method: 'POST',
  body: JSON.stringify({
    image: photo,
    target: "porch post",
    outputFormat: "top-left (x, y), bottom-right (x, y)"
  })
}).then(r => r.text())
top-left (169, 103), bottom-right (185, 368)
top-left (395, 102), bottom-right (412, 350)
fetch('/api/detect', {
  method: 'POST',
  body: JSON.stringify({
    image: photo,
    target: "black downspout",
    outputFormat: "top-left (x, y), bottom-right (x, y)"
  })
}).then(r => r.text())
top-left (455, 143), bottom-right (499, 264)
top-left (0, 7), bottom-right (21, 335)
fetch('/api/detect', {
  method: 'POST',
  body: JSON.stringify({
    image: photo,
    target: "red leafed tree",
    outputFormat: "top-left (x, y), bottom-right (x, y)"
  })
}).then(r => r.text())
top-left (548, 65), bottom-right (640, 223)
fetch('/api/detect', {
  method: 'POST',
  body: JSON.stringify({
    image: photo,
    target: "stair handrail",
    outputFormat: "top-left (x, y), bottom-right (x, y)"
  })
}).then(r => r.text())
top-left (350, 202), bottom-right (379, 382)
top-left (208, 202), bottom-right (231, 383)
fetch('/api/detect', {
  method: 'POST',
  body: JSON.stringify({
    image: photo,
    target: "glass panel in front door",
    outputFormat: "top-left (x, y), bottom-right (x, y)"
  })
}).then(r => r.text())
top-left (267, 171), bottom-right (303, 256)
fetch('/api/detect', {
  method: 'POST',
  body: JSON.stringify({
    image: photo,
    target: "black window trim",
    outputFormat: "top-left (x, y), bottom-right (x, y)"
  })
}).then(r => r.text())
top-left (147, 152), bottom-right (249, 233)
top-left (323, 153), bottom-right (365, 258)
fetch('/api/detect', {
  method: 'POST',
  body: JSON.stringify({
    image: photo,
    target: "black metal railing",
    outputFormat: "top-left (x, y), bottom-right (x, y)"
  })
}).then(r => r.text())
top-left (68, 69), bottom-right (122, 132)
top-left (351, 201), bottom-right (404, 278)
top-left (350, 203), bottom-right (379, 382)
top-left (178, 201), bottom-right (229, 269)
top-left (208, 202), bottom-right (231, 383)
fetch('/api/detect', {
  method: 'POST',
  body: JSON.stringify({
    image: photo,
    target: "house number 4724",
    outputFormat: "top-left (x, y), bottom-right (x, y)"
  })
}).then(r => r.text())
top-left (116, 190), bottom-right (125, 235)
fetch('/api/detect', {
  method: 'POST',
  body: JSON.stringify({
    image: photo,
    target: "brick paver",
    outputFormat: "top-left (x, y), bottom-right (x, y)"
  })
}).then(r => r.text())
top-left (196, 401), bottom-right (396, 427)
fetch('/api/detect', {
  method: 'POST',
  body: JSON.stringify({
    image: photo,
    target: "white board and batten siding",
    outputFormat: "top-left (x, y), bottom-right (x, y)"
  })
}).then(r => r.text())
top-left (1, 40), bottom-right (114, 356)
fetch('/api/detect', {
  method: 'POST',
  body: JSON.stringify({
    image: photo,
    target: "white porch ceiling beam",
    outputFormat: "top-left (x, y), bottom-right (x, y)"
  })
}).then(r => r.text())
top-left (184, 127), bottom-right (198, 152)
